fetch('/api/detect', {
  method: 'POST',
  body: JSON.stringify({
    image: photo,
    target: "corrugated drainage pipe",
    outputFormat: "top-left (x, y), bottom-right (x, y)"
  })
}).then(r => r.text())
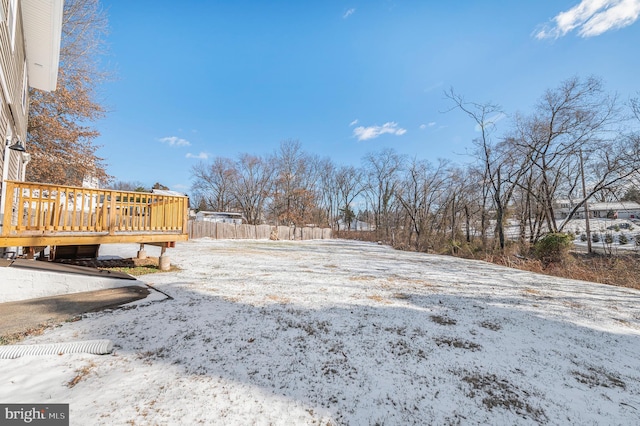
top-left (0, 340), bottom-right (114, 359)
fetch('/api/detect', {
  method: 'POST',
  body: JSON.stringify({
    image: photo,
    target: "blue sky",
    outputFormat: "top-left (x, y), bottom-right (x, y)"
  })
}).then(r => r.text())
top-left (96, 0), bottom-right (640, 192)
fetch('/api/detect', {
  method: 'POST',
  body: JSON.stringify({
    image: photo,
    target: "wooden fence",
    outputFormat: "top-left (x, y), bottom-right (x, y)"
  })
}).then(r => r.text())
top-left (188, 221), bottom-right (332, 241)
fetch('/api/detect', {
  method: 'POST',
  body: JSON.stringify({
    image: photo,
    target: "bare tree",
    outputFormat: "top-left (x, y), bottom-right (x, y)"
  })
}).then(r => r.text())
top-left (316, 158), bottom-right (339, 229)
top-left (396, 158), bottom-right (448, 250)
top-left (446, 89), bottom-right (524, 251)
top-left (190, 157), bottom-right (237, 211)
top-left (335, 165), bottom-right (363, 230)
top-left (109, 180), bottom-right (147, 192)
top-left (270, 140), bottom-right (317, 226)
top-left (27, 0), bottom-right (110, 186)
top-left (515, 76), bottom-right (619, 233)
top-left (362, 149), bottom-right (404, 242)
top-left (231, 154), bottom-right (273, 225)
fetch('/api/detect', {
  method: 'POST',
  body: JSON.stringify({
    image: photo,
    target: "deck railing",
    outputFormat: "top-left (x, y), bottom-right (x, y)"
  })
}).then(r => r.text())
top-left (0, 181), bottom-right (188, 247)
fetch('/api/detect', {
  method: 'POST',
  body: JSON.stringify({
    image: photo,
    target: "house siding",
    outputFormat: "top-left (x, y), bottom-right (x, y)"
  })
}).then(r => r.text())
top-left (1, 0), bottom-right (29, 182)
top-left (1, 0), bottom-right (29, 257)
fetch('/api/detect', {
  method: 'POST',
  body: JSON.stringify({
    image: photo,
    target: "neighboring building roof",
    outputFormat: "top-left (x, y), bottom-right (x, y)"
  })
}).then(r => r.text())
top-left (588, 202), bottom-right (640, 211)
top-left (151, 189), bottom-right (188, 197)
top-left (195, 211), bottom-right (245, 223)
top-left (197, 211), bottom-right (243, 217)
top-left (21, 0), bottom-right (64, 91)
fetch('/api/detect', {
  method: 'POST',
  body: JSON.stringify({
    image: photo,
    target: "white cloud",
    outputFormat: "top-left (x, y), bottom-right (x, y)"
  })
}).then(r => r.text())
top-left (343, 8), bottom-right (355, 19)
top-left (352, 122), bottom-right (407, 141)
top-left (349, 119), bottom-right (359, 127)
top-left (186, 152), bottom-right (209, 160)
top-left (420, 124), bottom-right (427, 130)
top-left (159, 136), bottom-right (191, 147)
top-left (535, 0), bottom-right (640, 39)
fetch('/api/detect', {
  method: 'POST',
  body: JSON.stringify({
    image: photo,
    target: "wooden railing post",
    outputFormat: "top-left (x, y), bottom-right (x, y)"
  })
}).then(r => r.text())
top-left (1, 181), bottom-right (15, 236)
top-left (182, 199), bottom-right (188, 235)
top-left (108, 193), bottom-right (117, 235)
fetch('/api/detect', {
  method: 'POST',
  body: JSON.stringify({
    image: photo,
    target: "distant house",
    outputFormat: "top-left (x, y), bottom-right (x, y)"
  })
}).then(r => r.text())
top-left (195, 211), bottom-right (244, 224)
top-left (587, 202), bottom-right (640, 219)
top-left (555, 200), bottom-right (640, 220)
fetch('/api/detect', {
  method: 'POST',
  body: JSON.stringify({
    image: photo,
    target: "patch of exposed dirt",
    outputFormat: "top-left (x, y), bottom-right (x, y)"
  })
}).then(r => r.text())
top-left (461, 372), bottom-right (547, 422)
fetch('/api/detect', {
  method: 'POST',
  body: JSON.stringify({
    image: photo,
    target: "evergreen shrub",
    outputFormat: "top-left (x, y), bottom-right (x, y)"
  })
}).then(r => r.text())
top-left (534, 233), bottom-right (573, 264)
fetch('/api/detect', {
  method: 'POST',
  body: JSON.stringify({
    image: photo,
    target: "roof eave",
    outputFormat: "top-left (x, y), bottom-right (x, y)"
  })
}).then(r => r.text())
top-left (22, 0), bottom-right (64, 92)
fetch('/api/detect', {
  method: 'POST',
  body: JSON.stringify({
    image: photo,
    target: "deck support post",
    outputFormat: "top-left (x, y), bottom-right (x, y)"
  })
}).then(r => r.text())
top-left (137, 243), bottom-right (147, 259)
top-left (158, 245), bottom-right (170, 271)
top-left (24, 246), bottom-right (35, 260)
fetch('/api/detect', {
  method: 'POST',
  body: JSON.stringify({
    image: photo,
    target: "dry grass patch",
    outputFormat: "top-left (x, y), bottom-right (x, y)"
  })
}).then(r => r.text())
top-left (68, 361), bottom-right (97, 388)
top-left (462, 372), bottom-right (546, 422)
top-left (479, 320), bottom-right (502, 331)
top-left (349, 275), bottom-right (377, 281)
top-left (561, 300), bottom-right (585, 309)
top-left (0, 325), bottom-right (49, 345)
top-left (101, 257), bottom-right (180, 276)
top-left (494, 253), bottom-right (640, 290)
top-left (267, 294), bottom-right (291, 304)
top-left (430, 315), bottom-right (457, 326)
top-left (571, 366), bottom-right (626, 389)
top-left (392, 293), bottom-right (411, 300)
top-left (386, 276), bottom-right (437, 287)
top-left (434, 337), bottom-right (482, 351)
top-left (367, 295), bottom-right (392, 304)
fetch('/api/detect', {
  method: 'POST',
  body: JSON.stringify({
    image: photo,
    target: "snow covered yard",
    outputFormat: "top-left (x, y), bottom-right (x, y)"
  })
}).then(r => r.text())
top-left (1, 239), bottom-right (640, 425)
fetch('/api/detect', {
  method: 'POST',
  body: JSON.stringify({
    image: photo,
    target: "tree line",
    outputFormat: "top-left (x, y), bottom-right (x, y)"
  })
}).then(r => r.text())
top-left (191, 76), bottom-right (640, 254)
top-left (25, 3), bottom-right (640, 255)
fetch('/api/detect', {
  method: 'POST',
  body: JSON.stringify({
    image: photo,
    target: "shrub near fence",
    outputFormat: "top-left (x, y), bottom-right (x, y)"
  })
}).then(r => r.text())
top-left (187, 221), bottom-right (332, 241)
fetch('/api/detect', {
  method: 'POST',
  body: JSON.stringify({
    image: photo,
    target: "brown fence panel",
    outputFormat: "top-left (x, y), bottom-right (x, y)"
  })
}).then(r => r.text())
top-left (276, 226), bottom-right (289, 240)
top-left (293, 227), bottom-right (303, 240)
top-left (209, 222), bottom-right (218, 239)
top-left (235, 224), bottom-right (247, 239)
top-left (186, 220), bottom-right (332, 241)
top-left (237, 224), bottom-right (256, 239)
top-left (301, 227), bottom-right (312, 240)
top-left (256, 225), bottom-right (271, 239)
top-left (214, 223), bottom-right (234, 239)
top-left (189, 221), bottom-right (218, 239)
top-left (312, 228), bottom-right (323, 240)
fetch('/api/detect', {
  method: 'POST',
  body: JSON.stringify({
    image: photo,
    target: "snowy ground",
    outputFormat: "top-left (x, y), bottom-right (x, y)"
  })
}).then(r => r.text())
top-left (563, 218), bottom-right (640, 253)
top-left (1, 239), bottom-right (640, 425)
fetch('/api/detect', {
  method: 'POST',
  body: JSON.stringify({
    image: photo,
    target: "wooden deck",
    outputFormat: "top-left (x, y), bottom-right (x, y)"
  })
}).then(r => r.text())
top-left (0, 181), bottom-right (188, 248)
